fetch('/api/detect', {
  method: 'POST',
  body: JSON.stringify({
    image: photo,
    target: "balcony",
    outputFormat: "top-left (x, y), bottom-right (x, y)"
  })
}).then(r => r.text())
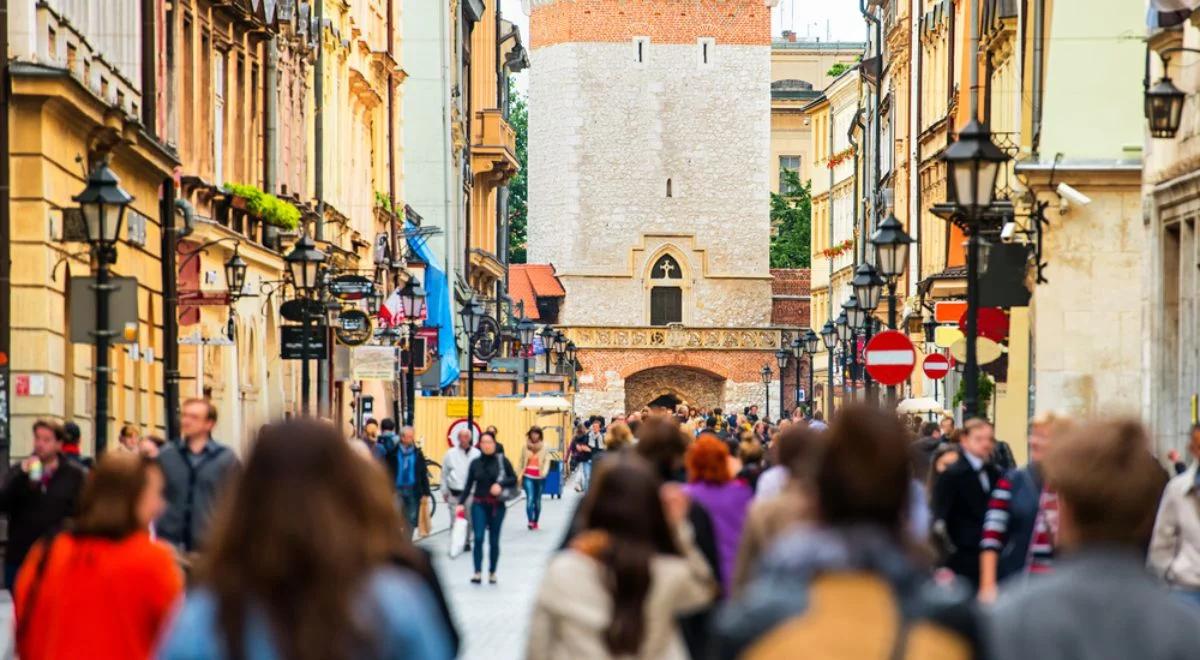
top-left (470, 109), bottom-right (519, 180)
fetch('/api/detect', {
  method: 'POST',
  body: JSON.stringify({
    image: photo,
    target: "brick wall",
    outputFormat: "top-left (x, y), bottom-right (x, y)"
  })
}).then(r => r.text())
top-left (530, 0), bottom-right (772, 48)
top-left (771, 268), bottom-right (811, 328)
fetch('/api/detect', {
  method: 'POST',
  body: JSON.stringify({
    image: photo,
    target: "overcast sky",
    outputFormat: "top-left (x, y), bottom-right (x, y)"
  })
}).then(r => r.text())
top-left (499, 0), bottom-right (867, 47)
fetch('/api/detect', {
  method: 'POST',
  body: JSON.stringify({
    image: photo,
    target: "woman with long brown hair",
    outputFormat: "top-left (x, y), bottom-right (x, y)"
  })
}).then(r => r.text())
top-left (527, 456), bottom-right (717, 659)
top-left (157, 418), bottom-right (454, 660)
top-left (15, 452), bottom-right (182, 659)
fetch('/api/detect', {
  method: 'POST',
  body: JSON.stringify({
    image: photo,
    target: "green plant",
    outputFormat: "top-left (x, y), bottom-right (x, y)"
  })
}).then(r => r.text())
top-left (224, 183), bottom-right (300, 231)
top-left (374, 191), bottom-right (393, 213)
top-left (769, 170), bottom-right (812, 269)
top-left (953, 371), bottom-right (996, 417)
top-left (507, 77), bottom-right (529, 264)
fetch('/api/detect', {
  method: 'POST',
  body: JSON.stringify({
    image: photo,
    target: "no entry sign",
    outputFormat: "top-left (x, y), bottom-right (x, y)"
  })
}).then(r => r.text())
top-left (923, 353), bottom-right (951, 380)
top-left (864, 331), bottom-right (916, 386)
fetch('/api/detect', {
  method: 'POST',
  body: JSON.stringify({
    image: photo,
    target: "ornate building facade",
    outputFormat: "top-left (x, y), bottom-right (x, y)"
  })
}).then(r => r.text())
top-left (527, 0), bottom-right (782, 417)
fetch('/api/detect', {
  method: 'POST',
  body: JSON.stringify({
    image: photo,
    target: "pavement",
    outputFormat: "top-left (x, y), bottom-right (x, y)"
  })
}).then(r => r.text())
top-left (418, 488), bottom-right (579, 660)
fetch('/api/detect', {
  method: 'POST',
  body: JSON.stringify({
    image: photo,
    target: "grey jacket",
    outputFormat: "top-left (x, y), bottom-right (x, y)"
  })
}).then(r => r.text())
top-left (990, 547), bottom-right (1200, 660)
top-left (157, 438), bottom-right (241, 552)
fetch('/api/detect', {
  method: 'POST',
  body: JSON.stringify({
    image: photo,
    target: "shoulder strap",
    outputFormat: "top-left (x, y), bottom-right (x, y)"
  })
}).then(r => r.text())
top-left (888, 613), bottom-right (912, 660)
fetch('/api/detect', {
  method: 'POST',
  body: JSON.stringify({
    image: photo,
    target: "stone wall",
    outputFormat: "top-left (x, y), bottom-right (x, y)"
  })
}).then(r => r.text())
top-left (624, 366), bottom-right (725, 411)
top-left (529, 0), bottom-right (772, 49)
top-left (528, 37), bottom-right (772, 328)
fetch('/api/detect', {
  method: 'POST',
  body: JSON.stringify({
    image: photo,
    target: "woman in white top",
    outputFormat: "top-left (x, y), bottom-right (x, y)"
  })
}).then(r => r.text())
top-left (526, 456), bottom-right (717, 660)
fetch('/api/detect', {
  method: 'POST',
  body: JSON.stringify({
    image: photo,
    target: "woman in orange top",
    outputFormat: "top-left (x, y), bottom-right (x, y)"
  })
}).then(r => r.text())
top-left (15, 452), bottom-right (183, 660)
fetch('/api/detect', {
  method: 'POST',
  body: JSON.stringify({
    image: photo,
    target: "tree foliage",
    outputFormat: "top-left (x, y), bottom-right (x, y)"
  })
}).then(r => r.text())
top-left (770, 170), bottom-right (812, 269)
top-left (507, 79), bottom-right (529, 264)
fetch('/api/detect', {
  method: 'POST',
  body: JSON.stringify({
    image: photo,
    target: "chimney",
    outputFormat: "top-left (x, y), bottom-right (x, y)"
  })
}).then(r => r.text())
top-left (782, 30), bottom-right (796, 43)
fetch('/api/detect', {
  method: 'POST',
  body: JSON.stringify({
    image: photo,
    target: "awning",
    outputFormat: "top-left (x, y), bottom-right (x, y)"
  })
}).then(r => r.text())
top-left (518, 395), bottom-right (573, 413)
top-left (1149, 0), bottom-right (1196, 28)
top-left (897, 397), bottom-right (945, 414)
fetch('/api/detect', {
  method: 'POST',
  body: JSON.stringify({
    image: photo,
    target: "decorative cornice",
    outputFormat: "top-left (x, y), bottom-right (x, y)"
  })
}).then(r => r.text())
top-left (564, 325), bottom-right (782, 351)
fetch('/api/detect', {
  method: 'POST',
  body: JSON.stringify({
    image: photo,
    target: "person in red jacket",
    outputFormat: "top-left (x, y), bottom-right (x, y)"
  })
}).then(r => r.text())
top-left (15, 452), bottom-right (183, 660)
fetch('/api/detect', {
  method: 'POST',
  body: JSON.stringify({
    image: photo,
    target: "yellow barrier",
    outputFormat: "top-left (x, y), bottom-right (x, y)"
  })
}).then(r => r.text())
top-left (413, 396), bottom-right (572, 465)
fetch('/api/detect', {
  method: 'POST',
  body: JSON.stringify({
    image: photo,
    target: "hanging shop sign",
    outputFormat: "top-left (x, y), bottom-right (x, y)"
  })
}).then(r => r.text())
top-left (350, 345), bottom-right (399, 380)
top-left (327, 274), bottom-right (374, 301)
top-left (280, 298), bottom-right (327, 322)
top-left (335, 309), bottom-right (373, 346)
top-left (281, 325), bottom-right (328, 359)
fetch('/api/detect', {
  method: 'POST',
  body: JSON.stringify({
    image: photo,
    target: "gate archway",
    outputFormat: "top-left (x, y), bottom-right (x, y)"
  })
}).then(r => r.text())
top-left (624, 366), bottom-right (724, 413)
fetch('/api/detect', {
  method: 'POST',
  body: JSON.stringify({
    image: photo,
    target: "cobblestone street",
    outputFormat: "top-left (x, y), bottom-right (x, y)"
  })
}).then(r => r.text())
top-left (419, 490), bottom-right (579, 660)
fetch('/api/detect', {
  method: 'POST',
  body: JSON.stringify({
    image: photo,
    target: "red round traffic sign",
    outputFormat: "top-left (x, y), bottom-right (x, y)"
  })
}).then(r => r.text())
top-left (957, 307), bottom-right (1009, 342)
top-left (864, 330), bottom-right (917, 386)
top-left (923, 353), bottom-right (951, 380)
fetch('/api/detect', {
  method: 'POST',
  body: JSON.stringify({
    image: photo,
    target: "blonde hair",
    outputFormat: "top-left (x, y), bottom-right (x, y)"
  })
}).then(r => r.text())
top-left (606, 422), bottom-right (634, 451)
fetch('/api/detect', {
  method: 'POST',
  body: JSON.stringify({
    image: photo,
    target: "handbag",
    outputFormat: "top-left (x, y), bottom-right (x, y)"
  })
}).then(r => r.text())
top-left (498, 456), bottom-right (521, 502)
top-left (449, 507), bottom-right (470, 558)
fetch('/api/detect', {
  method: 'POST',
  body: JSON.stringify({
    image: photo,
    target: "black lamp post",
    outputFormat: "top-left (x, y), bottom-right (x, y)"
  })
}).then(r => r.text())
top-left (565, 341), bottom-right (578, 389)
top-left (399, 279), bottom-right (427, 426)
top-left (871, 211), bottom-right (915, 406)
top-left (775, 347), bottom-right (790, 420)
top-left (552, 330), bottom-right (568, 374)
top-left (461, 297), bottom-right (485, 433)
top-left (1144, 48), bottom-right (1200, 139)
top-left (223, 248), bottom-right (248, 302)
top-left (820, 320), bottom-right (837, 419)
top-left (760, 364), bottom-right (773, 422)
top-left (835, 309), bottom-right (852, 407)
top-left (851, 262), bottom-right (884, 401)
top-left (844, 296), bottom-right (865, 401)
top-left (803, 329), bottom-right (820, 416)
top-left (941, 117), bottom-right (1008, 419)
top-left (538, 325), bottom-right (555, 372)
top-left (74, 162), bottom-right (133, 453)
top-left (284, 234), bottom-right (327, 416)
top-left (790, 336), bottom-right (803, 416)
top-left (516, 316), bottom-right (536, 395)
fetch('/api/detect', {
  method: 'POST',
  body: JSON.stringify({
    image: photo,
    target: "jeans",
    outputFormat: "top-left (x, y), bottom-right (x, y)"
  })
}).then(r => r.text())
top-left (4, 562), bottom-right (19, 590)
top-left (471, 500), bottom-right (506, 574)
top-left (523, 478), bottom-right (545, 523)
top-left (399, 488), bottom-right (421, 539)
top-left (580, 460), bottom-right (593, 490)
top-left (1172, 589), bottom-right (1200, 609)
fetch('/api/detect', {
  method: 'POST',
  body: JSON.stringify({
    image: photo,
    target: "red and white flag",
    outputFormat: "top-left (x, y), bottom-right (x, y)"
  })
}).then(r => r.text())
top-left (377, 288), bottom-right (404, 328)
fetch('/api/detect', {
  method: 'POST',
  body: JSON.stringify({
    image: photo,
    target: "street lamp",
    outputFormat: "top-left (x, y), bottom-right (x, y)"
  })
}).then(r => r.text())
top-left (760, 364), bottom-right (773, 422)
top-left (852, 262), bottom-right (885, 313)
top-left (803, 328), bottom-right (819, 416)
top-left (285, 235), bottom-right (327, 416)
top-left (834, 310), bottom-right (851, 343)
top-left (461, 297), bottom-right (486, 433)
top-left (74, 161), bottom-right (133, 454)
top-left (223, 248), bottom-right (248, 302)
top-left (941, 118), bottom-right (1009, 420)
top-left (871, 211), bottom-right (915, 329)
top-left (1146, 66), bottom-right (1188, 139)
top-left (775, 347), bottom-right (790, 419)
top-left (820, 320), bottom-right (837, 420)
top-left (516, 316), bottom-right (536, 395)
top-left (565, 340), bottom-right (579, 389)
top-left (539, 325), bottom-right (555, 372)
top-left (844, 294), bottom-right (865, 331)
top-left (552, 331), bottom-right (568, 373)
top-left (399, 279), bottom-right (427, 426)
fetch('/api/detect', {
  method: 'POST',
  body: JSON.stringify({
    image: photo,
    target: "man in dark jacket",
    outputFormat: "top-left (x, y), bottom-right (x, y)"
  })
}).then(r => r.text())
top-left (0, 419), bottom-right (86, 587)
top-left (60, 421), bottom-right (94, 470)
top-left (157, 399), bottom-right (241, 553)
top-left (375, 423), bottom-right (431, 538)
top-left (932, 418), bottom-right (1000, 588)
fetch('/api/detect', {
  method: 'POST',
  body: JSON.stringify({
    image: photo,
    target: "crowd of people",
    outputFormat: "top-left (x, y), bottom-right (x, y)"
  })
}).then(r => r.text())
top-left (3, 395), bottom-right (1200, 658)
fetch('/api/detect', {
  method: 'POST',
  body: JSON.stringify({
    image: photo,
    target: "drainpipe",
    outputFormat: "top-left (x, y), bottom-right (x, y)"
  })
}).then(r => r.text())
top-left (140, 0), bottom-right (157, 135)
top-left (910, 0), bottom-right (921, 301)
top-left (1031, 0), bottom-right (1044, 157)
top-left (163, 197), bottom-right (195, 441)
top-left (264, 34), bottom-right (278, 193)
top-left (0, 0), bottom-right (11, 467)
top-left (314, 0), bottom-right (329, 417)
top-left (387, 0), bottom-right (401, 416)
top-left (860, 0), bottom-right (882, 230)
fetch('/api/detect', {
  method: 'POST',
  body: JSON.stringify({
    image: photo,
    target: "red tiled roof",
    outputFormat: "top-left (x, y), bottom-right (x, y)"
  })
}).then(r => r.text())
top-left (508, 264), bottom-right (566, 321)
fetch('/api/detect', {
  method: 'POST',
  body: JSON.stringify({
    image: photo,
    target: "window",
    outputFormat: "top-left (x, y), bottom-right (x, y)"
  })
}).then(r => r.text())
top-left (666, 178), bottom-right (673, 198)
top-left (650, 287), bottom-right (683, 326)
top-left (634, 37), bottom-right (649, 64)
top-left (779, 155), bottom-right (801, 194)
top-left (698, 37), bottom-right (715, 66)
top-left (651, 255), bottom-right (682, 279)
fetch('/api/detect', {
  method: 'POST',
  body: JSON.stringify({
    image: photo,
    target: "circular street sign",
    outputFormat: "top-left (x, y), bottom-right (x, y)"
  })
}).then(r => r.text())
top-left (335, 309), bottom-right (373, 346)
top-left (446, 418), bottom-right (481, 447)
top-left (864, 330), bottom-right (917, 386)
top-left (280, 298), bottom-right (327, 323)
top-left (923, 353), bottom-right (951, 380)
top-left (949, 336), bottom-right (1003, 365)
top-left (957, 307), bottom-right (1009, 342)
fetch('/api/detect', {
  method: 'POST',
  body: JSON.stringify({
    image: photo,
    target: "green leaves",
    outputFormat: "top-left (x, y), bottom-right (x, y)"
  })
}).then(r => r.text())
top-left (507, 77), bottom-right (528, 264)
top-left (769, 170), bottom-right (812, 269)
top-left (223, 183), bottom-right (301, 231)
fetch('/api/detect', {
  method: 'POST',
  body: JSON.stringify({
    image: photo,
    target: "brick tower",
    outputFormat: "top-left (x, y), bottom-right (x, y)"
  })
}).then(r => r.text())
top-left (527, 0), bottom-right (784, 417)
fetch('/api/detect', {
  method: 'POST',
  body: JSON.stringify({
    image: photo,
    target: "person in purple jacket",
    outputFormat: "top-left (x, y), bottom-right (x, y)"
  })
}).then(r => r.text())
top-left (683, 435), bottom-right (754, 596)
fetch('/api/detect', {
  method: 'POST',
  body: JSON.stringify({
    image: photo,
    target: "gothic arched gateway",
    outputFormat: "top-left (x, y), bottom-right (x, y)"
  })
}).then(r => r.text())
top-left (624, 366), bottom-right (725, 413)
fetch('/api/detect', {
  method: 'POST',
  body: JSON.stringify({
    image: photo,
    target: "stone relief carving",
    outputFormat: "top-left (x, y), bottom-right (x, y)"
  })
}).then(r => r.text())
top-left (565, 326), bottom-right (782, 350)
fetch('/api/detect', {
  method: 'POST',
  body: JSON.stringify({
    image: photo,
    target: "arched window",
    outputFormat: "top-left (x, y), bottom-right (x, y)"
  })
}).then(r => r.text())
top-left (651, 254), bottom-right (682, 280)
top-left (648, 253), bottom-right (684, 326)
